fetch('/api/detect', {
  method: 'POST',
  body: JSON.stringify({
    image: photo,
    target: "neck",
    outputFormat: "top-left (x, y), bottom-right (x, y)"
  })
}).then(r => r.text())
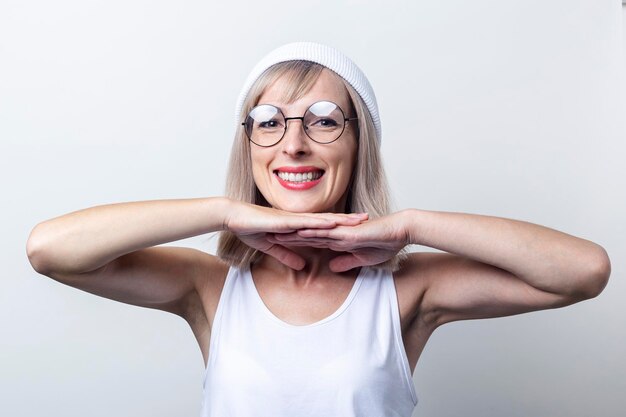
top-left (255, 246), bottom-right (357, 288)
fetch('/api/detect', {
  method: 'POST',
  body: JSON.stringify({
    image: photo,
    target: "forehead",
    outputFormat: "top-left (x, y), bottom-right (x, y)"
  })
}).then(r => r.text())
top-left (258, 68), bottom-right (351, 114)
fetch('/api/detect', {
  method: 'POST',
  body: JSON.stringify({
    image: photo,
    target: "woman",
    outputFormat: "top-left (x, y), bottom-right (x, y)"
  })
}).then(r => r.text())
top-left (26, 42), bottom-right (611, 416)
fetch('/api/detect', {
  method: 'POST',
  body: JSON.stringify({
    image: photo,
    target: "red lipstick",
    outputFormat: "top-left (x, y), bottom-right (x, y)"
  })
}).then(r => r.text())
top-left (273, 166), bottom-right (325, 191)
top-left (274, 166), bottom-right (323, 173)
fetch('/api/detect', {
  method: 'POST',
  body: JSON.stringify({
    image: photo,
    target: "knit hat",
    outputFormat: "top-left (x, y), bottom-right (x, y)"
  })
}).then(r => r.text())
top-left (234, 41), bottom-right (382, 142)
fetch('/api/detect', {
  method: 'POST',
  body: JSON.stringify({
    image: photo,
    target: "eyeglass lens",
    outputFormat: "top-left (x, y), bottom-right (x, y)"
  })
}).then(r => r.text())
top-left (244, 101), bottom-right (346, 147)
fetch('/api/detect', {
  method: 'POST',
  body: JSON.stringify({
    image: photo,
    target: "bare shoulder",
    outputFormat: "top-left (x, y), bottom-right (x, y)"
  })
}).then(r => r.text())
top-left (190, 250), bottom-right (230, 299)
top-left (170, 250), bottom-right (229, 365)
top-left (392, 251), bottom-right (439, 330)
top-left (395, 249), bottom-right (586, 330)
top-left (183, 250), bottom-right (230, 330)
top-left (394, 251), bottom-right (482, 330)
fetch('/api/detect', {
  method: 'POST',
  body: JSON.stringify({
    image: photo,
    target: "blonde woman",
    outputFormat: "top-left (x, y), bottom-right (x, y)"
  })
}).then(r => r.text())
top-left (26, 42), bottom-right (611, 417)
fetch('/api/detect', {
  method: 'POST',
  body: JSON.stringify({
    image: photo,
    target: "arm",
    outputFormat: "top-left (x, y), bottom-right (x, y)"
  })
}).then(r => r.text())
top-left (25, 197), bottom-right (366, 317)
top-left (274, 208), bottom-right (611, 327)
top-left (25, 197), bottom-right (233, 317)
top-left (26, 197), bottom-right (230, 275)
top-left (403, 209), bottom-right (611, 326)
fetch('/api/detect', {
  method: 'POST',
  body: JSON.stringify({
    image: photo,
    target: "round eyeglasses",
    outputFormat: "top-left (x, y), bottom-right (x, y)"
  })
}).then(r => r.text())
top-left (241, 100), bottom-right (358, 147)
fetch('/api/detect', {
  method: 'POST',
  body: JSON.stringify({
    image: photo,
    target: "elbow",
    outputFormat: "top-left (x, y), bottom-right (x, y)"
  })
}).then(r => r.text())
top-left (582, 245), bottom-right (612, 299)
top-left (26, 223), bottom-right (52, 275)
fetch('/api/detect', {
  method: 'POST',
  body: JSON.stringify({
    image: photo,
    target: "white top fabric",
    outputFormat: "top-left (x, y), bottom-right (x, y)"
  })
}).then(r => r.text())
top-left (200, 264), bottom-right (418, 417)
top-left (234, 41), bottom-right (383, 142)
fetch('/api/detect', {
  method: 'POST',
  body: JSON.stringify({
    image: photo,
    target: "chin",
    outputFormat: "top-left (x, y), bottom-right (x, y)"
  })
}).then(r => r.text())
top-left (273, 200), bottom-right (344, 214)
top-left (274, 202), bottom-right (322, 213)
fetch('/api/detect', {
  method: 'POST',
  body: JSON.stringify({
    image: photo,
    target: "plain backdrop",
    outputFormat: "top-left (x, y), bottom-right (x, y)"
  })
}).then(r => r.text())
top-left (2, 1), bottom-right (624, 416)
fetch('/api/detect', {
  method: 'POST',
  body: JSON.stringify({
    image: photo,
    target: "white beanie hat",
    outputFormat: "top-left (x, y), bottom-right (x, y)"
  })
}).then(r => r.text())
top-left (234, 41), bottom-right (382, 142)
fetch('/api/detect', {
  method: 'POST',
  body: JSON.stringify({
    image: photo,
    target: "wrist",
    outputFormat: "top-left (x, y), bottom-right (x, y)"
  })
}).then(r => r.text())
top-left (399, 208), bottom-right (428, 246)
top-left (210, 196), bottom-right (236, 232)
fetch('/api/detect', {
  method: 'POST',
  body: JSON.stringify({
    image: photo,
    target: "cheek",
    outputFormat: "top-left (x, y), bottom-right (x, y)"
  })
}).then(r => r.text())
top-left (333, 149), bottom-right (357, 195)
top-left (341, 142), bottom-right (358, 179)
top-left (250, 158), bottom-right (261, 178)
top-left (250, 151), bottom-right (278, 205)
top-left (346, 148), bottom-right (357, 185)
top-left (250, 151), bottom-right (267, 181)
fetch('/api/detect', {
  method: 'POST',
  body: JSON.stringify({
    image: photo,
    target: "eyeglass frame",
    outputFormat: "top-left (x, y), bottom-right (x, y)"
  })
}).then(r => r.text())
top-left (241, 100), bottom-right (359, 147)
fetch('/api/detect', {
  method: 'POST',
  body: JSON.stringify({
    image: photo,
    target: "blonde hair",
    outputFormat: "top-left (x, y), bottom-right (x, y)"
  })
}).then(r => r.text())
top-left (217, 60), bottom-right (407, 271)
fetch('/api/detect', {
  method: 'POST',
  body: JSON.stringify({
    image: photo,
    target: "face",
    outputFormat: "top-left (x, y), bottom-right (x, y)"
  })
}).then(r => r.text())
top-left (250, 69), bottom-right (358, 213)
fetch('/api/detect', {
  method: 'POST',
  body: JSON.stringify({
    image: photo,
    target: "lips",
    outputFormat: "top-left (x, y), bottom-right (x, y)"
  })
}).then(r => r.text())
top-left (273, 166), bottom-right (325, 190)
top-left (275, 170), bottom-right (323, 182)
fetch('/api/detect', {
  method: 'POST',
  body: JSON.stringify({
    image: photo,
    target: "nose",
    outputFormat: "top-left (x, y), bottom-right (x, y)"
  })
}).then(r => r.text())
top-left (280, 118), bottom-right (310, 157)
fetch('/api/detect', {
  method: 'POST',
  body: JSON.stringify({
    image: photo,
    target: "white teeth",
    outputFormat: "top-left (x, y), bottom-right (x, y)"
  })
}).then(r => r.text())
top-left (276, 170), bottom-right (323, 183)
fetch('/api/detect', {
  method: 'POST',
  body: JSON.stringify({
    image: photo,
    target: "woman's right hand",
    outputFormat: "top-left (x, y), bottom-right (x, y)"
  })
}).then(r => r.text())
top-left (222, 199), bottom-right (368, 270)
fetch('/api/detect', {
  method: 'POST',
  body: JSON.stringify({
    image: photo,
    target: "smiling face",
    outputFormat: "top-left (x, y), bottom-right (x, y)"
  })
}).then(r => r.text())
top-left (250, 68), bottom-right (358, 213)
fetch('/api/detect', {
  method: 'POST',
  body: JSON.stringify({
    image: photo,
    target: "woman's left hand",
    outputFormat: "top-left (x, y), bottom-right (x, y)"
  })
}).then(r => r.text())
top-left (266, 211), bottom-right (410, 272)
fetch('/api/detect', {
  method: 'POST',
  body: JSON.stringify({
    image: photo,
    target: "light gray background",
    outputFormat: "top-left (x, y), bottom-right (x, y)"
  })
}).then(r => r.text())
top-left (2, 1), bottom-right (624, 416)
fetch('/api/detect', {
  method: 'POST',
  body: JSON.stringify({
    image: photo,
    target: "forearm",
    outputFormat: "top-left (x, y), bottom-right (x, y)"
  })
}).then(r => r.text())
top-left (26, 197), bottom-right (231, 274)
top-left (402, 208), bottom-right (611, 296)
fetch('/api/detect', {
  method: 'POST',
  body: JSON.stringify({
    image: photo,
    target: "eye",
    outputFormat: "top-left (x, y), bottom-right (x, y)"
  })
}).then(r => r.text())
top-left (258, 119), bottom-right (282, 129)
top-left (312, 118), bottom-right (339, 128)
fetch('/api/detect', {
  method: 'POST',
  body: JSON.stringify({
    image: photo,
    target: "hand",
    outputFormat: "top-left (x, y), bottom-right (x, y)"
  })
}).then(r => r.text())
top-left (223, 200), bottom-right (369, 270)
top-left (266, 211), bottom-right (410, 272)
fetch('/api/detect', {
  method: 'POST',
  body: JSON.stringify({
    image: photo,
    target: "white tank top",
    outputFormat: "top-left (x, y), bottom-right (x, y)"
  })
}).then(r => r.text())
top-left (200, 265), bottom-right (418, 417)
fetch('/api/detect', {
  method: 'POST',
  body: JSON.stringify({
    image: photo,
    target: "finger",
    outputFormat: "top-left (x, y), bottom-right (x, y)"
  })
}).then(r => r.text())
top-left (267, 235), bottom-right (333, 248)
top-left (271, 232), bottom-right (335, 243)
top-left (270, 212), bottom-right (367, 233)
top-left (280, 217), bottom-right (337, 231)
top-left (329, 254), bottom-right (364, 273)
top-left (306, 212), bottom-right (368, 224)
top-left (330, 213), bottom-right (369, 226)
top-left (270, 233), bottom-right (345, 246)
top-left (297, 227), bottom-right (348, 239)
top-left (263, 244), bottom-right (306, 270)
top-left (333, 218), bottom-right (366, 226)
top-left (275, 241), bottom-right (331, 248)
